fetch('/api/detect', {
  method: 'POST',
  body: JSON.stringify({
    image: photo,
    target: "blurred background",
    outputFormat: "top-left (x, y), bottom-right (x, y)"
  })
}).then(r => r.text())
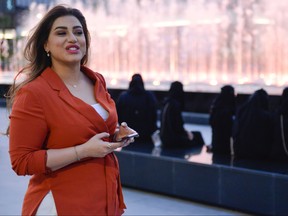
top-left (1, 0), bottom-right (288, 96)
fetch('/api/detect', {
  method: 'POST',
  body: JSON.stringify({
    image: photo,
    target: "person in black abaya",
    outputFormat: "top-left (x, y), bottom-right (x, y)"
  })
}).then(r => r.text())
top-left (270, 87), bottom-right (288, 162)
top-left (233, 89), bottom-right (273, 160)
top-left (160, 81), bottom-right (203, 148)
top-left (116, 74), bottom-right (158, 143)
top-left (209, 85), bottom-right (236, 155)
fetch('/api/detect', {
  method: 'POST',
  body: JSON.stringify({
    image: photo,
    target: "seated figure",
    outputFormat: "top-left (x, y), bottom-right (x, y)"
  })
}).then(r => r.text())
top-left (233, 89), bottom-right (273, 160)
top-left (116, 74), bottom-right (158, 143)
top-left (209, 85), bottom-right (236, 155)
top-left (270, 87), bottom-right (288, 162)
top-left (160, 81), bottom-right (204, 148)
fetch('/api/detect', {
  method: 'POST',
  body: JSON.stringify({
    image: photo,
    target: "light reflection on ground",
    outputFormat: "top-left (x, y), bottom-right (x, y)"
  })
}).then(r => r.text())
top-left (185, 145), bottom-right (213, 165)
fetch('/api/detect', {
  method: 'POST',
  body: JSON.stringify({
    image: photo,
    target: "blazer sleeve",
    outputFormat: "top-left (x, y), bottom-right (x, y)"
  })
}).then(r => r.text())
top-left (9, 88), bottom-right (49, 176)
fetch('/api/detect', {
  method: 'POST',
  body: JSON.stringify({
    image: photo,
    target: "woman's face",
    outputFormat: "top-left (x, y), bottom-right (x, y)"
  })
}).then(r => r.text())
top-left (44, 15), bottom-right (86, 66)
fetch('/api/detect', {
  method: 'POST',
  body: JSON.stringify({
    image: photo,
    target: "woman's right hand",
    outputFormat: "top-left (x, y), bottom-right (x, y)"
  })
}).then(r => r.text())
top-left (77, 132), bottom-right (125, 159)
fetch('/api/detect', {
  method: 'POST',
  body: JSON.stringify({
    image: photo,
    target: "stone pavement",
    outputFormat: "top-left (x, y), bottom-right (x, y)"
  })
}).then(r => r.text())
top-left (0, 107), bottom-right (29, 215)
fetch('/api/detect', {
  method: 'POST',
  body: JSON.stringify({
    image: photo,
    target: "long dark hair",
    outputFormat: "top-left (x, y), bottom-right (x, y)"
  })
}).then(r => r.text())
top-left (4, 5), bottom-right (91, 135)
top-left (6, 5), bottom-right (91, 108)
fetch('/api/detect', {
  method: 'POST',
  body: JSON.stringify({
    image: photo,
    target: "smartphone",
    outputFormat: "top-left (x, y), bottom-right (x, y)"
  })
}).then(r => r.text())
top-left (120, 132), bottom-right (139, 141)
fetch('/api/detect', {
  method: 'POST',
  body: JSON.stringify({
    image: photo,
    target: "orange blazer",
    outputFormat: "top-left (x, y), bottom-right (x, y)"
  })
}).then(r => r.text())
top-left (9, 66), bottom-right (126, 215)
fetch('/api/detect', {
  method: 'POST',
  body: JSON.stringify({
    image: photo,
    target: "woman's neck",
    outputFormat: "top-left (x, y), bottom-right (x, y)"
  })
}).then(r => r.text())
top-left (51, 63), bottom-right (82, 84)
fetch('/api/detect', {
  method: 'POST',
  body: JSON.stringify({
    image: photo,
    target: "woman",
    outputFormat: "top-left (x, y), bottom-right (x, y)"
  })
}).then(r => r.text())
top-left (116, 74), bottom-right (158, 143)
top-left (160, 81), bottom-right (203, 148)
top-left (7, 5), bottom-right (134, 215)
top-left (270, 87), bottom-right (288, 162)
top-left (209, 85), bottom-right (236, 155)
top-left (233, 89), bottom-right (273, 160)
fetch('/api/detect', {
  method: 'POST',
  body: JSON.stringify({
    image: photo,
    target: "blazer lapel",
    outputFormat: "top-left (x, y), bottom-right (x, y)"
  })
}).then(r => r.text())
top-left (41, 67), bottom-right (109, 132)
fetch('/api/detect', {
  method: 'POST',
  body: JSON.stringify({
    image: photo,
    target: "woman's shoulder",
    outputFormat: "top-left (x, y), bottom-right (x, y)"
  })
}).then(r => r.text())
top-left (19, 75), bottom-right (46, 93)
top-left (17, 69), bottom-right (55, 99)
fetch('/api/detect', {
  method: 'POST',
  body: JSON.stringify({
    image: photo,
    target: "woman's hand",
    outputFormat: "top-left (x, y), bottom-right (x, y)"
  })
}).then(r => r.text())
top-left (77, 132), bottom-right (134, 159)
top-left (114, 122), bottom-right (138, 142)
top-left (186, 131), bottom-right (194, 141)
top-left (46, 132), bottom-right (134, 172)
top-left (119, 136), bottom-right (135, 148)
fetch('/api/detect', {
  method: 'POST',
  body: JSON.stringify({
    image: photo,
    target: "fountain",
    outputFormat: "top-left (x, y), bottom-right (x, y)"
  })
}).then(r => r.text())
top-left (3, 0), bottom-right (288, 95)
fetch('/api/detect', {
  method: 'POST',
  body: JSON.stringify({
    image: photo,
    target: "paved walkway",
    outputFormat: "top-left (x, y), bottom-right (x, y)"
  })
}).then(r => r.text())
top-left (0, 107), bottom-right (245, 215)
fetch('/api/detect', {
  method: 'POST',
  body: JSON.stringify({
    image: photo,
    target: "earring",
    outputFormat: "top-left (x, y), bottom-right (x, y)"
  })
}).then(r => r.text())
top-left (46, 51), bottom-right (50, 57)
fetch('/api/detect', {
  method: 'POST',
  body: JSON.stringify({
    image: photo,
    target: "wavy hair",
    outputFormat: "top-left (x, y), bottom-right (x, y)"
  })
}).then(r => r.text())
top-left (6, 5), bottom-right (91, 109)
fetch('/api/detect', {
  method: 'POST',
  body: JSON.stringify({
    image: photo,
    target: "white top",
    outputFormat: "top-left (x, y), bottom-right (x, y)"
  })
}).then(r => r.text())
top-left (91, 103), bottom-right (109, 121)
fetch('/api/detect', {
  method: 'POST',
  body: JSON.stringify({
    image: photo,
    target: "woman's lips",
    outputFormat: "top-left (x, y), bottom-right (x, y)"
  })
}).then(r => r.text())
top-left (66, 45), bottom-right (80, 54)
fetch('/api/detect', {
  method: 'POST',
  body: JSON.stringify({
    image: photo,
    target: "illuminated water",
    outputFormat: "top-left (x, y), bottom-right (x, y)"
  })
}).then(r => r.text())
top-left (2, 0), bottom-right (288, 95)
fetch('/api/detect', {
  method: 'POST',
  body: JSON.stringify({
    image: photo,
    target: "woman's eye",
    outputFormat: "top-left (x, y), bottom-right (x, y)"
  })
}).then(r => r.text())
top-left (56, 31), bottom-right (66, 36)
top-left (75, 31), bottom-right (83, 35)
